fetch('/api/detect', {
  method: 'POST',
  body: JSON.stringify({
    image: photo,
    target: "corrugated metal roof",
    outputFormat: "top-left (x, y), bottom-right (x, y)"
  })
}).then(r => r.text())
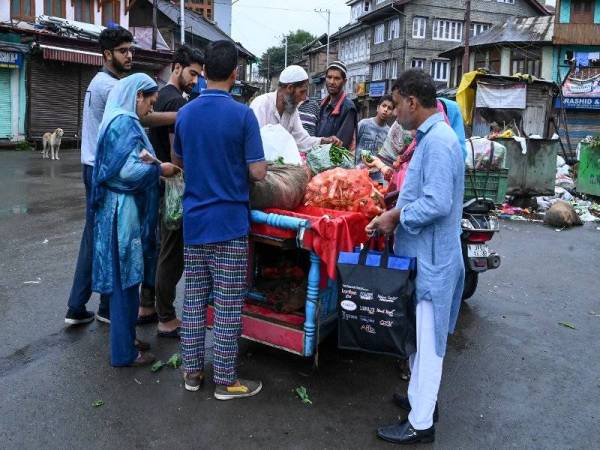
top-left (150, 0), bottom-right (254, 57)
top-left (441, 15), bottom-right (554, 57)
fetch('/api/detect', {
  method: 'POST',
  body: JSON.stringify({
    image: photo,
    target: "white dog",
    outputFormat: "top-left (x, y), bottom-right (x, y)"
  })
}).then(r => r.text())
top-left (42, 128), bottom-right (64, 160)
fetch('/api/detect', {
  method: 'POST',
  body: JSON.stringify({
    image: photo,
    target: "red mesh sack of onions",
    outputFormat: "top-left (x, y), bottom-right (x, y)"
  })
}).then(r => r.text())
top-left (303, 168), bottom-right (385, 218)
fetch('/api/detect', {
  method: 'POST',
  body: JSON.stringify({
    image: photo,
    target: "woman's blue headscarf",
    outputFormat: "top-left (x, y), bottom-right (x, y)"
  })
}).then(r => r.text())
top-left (91, 73), bottom-right (160, 288)
top-left (92, 73), bottom-right (158, 209)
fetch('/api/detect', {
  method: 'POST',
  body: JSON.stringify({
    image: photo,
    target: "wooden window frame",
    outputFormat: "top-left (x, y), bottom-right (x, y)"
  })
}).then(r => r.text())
top-left (510, 48), bottom-right (542, 77)
top-left (101, 0), bottom-right (121, 26)
top-left (11, 0), bottom-right (36, 21)
top-left (74, 0), bottom-right (95, 23)
top-left (571, 0), bottom-right (594, 24)
top-left (45, 0), bottom-right (67, 18)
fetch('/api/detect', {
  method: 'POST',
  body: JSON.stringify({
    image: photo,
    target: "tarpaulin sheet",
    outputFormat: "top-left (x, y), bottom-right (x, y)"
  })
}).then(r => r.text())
top-left (251, 206), bottom-right (369, 280)
top-left (476, 82), bottom-right (527, 109)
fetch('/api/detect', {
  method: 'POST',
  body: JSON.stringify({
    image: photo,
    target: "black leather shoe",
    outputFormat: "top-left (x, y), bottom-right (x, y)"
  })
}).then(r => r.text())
top-left (377, 419), bottom-right (435, 445)
top-left (392, 393), bottom-right (439, 423)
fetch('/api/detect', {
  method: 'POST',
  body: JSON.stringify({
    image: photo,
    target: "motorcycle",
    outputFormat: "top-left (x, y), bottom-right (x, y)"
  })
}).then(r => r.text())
top-left (461, 198), bottom-right (501, 300)
top-left (384, 193), bottom-right (501, 301)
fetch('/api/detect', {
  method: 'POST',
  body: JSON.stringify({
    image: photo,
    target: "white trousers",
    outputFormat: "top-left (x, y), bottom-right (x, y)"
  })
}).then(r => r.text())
top-left (407, 300), bottom-right (444, 430)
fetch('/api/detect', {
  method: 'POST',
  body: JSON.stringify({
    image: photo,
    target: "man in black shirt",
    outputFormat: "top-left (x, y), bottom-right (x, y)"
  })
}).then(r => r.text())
top-left (139, 45), bottom-right (204, 337)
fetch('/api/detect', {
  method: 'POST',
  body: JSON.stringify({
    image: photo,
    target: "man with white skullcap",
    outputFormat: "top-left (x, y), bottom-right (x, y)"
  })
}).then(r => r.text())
top-left (250, 65), bottom-right (342, 151)
top-left (316, 60), bottom-right (358, 150)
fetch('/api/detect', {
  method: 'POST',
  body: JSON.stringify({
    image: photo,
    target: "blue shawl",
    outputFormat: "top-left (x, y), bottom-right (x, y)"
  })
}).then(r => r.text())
top-left (91, 73), bottom-right (160, 293)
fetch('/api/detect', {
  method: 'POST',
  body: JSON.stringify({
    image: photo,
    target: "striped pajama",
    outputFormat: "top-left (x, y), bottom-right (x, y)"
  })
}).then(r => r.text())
top-left (181, 237), bottom-right (248, 385)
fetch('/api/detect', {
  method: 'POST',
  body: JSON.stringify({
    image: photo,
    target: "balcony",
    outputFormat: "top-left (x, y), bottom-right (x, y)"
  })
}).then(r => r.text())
top-left (554, 23), bottom-right (600, 45)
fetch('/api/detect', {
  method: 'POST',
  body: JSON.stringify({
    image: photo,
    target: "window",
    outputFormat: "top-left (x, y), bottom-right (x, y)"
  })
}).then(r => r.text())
top-left (470, 22), bottom-right (490, 37)
top-left (44, 0), bottom-right (66, 17)
top-left (376, 0), bottom-right (386, 4)
top-left (496, 0), bottom-right (515, 4)
top-left (386, 60), bottom-right (397, 79)
top-left (374, 24), bottom-right (385, 44)
top-left (411, 58), bottom-right (425, 69)
top-left (431, 60), bottom-right (449, 82)
top-left (372, 61), bottom-right (386, 80)
top-left (571, 0), bottom-right (594, 24)
top-left (489, 48), bottom-right (501, 73)
top-left (388, 18), bottom-right (400, 40)
top-left (433, 19), bottom-right (463, 41)
top-left (11, 0), bottom-right (35, 19)
top-left (511, 48), bottom-right (541, 77)
top-left (102, 0), bottom-right (120, 26)
top-left (351, 3), bottom-right (363, 22)
top-left (74, 0), bottom-right (94, 23)
top-left (412, 17), bottom-right (426, 39)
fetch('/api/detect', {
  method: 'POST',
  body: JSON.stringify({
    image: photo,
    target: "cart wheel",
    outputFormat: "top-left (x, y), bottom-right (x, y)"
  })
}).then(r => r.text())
top-left (462, 270), bottom-right (479, 301)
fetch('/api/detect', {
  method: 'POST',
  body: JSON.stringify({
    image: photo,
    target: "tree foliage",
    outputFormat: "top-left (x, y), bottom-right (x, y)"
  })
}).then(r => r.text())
top-left (258, 29), bottom-right (317, 78)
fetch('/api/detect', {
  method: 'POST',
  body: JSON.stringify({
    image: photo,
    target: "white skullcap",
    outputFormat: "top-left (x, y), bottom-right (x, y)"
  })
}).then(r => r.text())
top-left (279, 65), bottom-right (309, 84)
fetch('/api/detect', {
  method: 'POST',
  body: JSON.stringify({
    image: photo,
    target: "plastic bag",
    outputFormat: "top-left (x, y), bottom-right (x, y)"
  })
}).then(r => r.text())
top-left (304, 168), bottom-right (384, 218)
top-left (163, 173), bottom-right (184, 230)
top-left (250, 164), bottom-right (310, 210)
top-left (260, 124), bottom-right (302, 165)
top-left (465, 138), bottom-right (507, 170)
top-left (306, 144), bottom-right (355, 174)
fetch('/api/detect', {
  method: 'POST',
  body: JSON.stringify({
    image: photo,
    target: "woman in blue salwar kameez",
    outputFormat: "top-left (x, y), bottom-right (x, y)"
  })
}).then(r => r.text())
top-left (91, 73), bottom-right (180, 367)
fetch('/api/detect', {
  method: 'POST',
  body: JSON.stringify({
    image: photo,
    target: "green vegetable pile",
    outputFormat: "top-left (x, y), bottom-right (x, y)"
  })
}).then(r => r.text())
top-left (330, 145), bottom-right (353, 166)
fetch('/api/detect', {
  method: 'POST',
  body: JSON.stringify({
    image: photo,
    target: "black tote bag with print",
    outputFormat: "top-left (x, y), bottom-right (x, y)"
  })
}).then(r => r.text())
top-left (337, 238), bottom-right (416, 358)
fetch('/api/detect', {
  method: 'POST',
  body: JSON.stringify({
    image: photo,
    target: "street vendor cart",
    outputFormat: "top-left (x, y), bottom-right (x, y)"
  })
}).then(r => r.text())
top-left (207, 206), bottom-right (369, 357)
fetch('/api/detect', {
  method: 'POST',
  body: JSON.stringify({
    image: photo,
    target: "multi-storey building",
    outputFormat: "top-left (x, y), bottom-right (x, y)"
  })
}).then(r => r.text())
top-left (332, 0), bottom-right (372, 116)
top-left (0, 0), bottom-right (136, 143)
top-left (182, 0), bottom-right (232, 35)
top-left (343, 0), bottom-right (549, 105)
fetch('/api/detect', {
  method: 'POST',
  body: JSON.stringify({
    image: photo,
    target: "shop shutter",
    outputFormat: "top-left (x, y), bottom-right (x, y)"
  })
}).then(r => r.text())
top-left (560, 110), bottom-right (600, 159)
top-left (0, 69), bottom-right (12, 139)
top-left (28, 58), bottom-right (82, 140)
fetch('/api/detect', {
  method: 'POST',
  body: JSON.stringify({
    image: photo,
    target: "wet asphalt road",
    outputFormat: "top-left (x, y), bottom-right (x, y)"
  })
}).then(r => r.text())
top-left (0, 150), bottom-right (599, 450)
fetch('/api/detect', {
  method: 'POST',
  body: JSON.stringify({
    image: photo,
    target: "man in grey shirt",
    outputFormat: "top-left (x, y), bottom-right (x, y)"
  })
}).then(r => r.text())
top-left (65, 27), bottom-right (176, 327)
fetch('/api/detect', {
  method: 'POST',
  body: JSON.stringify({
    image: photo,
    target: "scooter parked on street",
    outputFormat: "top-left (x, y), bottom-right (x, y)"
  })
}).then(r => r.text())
top-left (461, 198), bottom-right (501, 300)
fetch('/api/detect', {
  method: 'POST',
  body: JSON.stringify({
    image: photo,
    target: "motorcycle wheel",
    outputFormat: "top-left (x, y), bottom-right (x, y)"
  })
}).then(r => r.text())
top-left (462, 270), bottom-right (479, 301)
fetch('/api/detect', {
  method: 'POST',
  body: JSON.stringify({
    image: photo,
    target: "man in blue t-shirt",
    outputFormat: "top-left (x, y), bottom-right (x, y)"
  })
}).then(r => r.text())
top-left (172, 40), bottom-right (266, 400)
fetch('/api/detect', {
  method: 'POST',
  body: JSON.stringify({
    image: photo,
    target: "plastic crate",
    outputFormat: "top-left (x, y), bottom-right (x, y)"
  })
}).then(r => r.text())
top-left (464, 169), bottom-right (509, 204)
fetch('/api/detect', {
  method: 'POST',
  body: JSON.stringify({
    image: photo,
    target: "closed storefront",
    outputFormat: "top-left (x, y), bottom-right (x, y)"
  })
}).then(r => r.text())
top-left (0, 69), bottom-right (11, 138)
top-left (0, 41), bottom-right (28, 141)
top-left (28, 44), bottom-right (101, 142)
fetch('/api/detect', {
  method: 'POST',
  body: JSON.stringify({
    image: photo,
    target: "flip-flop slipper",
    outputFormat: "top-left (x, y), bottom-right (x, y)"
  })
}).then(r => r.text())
top-left (157, 327), bottom-right (180, 338)
top-left (137, 312), bottom-right (159, 326)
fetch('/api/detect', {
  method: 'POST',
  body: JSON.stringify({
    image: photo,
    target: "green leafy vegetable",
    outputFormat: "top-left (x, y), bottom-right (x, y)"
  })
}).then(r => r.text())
top-left (558, 321), bottom-right (576, 330)
top-left (167, 353), bottom-right (182, 369)
top-left (151, 360), bottom-right (165, 372)
top-left (294, 386), bottom-right (313, 405)
top-left (93, 400), bottom-right (104, 407)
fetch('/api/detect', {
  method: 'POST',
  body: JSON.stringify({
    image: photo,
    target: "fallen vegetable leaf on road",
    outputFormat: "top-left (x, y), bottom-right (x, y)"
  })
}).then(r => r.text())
top-left (167, 353), bottom-right (182, 369)
top-left (294, 386), bottom-right (312, 405)
top-left (93, 400), bottom-right (104, 407)
top-left (151, 360), bottom-right (165, 372)
top-left (558, 321), bottom-right (576, 330)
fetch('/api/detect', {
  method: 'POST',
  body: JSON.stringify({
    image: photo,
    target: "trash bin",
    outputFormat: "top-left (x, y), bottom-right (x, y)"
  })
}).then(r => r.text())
top-left (496, 138), bottom-right (558, 197)
top-left (577, 144), bottom-right (600, 197)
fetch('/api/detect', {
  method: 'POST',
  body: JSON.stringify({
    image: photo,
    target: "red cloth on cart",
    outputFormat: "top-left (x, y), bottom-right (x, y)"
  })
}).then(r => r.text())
top-left (251, 206), bottom-right (369, 280)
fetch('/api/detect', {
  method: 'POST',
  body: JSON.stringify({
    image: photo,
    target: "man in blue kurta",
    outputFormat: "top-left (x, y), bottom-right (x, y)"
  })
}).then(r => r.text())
top-left (367, 69), bottom-right (465, 445)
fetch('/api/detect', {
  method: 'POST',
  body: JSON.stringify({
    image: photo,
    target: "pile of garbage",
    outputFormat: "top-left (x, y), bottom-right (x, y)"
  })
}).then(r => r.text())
top-left (499, 154), bottom-right (600, 226)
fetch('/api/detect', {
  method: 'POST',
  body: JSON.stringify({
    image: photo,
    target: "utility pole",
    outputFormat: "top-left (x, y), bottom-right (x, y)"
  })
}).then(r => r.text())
top-left (152, 0), bottom-right (158, 50)
top-left (180, 0), bottom-right (185, 44)
top-left (283, 35), bottom-right (288, 67)
top-left (315, 9), bottom-right (331, 68)
top-left (462, 0), bottom-right (471, 77)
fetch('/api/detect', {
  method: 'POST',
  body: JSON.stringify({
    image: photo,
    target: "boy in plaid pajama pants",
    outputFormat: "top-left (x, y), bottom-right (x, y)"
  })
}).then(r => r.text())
top-left (172, 40), bottom-right (266, 400)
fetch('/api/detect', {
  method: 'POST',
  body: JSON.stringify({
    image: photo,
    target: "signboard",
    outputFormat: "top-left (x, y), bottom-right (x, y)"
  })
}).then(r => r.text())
top-left (563, 74), bottom-right (600, 98)
top-left (356, 81), bottom-right (366, 97)
top-left (0, 51), bottom-right (22, 69)
top-left (555, 97), bottom-right (600, 110)
top-left (369, 81), bottom-right (386, 97)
